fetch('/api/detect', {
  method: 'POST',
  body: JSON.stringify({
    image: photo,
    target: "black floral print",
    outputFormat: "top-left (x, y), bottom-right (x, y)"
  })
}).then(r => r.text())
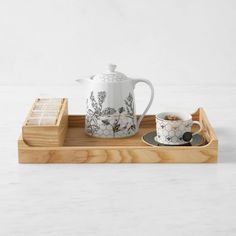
top-left (101, 106), bottom-right (128, 137)
top-left (125, 93), bottom-right (134, 117)
top-left (86, 91), bottom-right (136, 137)
top-left (98, 91), bottom-right (106, 106)
top-left (101, 107), bottom-right (116, 116)
top-left (124, 92), bottom-right (136, 134)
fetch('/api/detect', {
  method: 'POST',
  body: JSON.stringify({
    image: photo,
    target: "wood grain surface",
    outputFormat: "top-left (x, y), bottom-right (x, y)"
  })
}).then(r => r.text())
top-left (22, 98), bottom-right (68, 147)
top-left (18, 108), bottom-right (218, 163)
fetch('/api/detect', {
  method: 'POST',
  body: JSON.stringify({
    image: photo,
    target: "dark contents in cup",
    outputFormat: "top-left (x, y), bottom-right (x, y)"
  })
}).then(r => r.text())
top-left (164, 115), bottom-right (181, 121)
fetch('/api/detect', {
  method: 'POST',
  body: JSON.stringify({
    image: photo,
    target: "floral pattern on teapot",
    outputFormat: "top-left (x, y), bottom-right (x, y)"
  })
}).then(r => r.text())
top-left (85, 91), bottom-right (137, 138)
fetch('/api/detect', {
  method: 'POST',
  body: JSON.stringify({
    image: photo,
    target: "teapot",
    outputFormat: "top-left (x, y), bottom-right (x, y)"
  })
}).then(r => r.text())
top-left (76, 64), bottom-right (154, 138)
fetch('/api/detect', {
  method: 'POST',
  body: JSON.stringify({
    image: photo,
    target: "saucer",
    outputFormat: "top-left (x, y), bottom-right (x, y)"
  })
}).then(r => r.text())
top-left (142, 131), bottom-right (206, 147)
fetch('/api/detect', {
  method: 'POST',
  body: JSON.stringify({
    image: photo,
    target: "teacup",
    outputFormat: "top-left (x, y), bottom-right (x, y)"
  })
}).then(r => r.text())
top-left (155, 112), bottom-right (202, 145)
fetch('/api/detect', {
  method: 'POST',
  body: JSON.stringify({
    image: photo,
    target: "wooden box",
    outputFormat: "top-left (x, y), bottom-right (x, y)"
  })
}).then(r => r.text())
top-left (22, 98), bottom-right (68, 147)
top-left (18, 107), bottom-right (218, 163)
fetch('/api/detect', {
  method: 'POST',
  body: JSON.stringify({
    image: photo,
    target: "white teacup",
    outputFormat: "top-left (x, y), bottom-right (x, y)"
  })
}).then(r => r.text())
top-left (155, 112), bottom-right (203, 145)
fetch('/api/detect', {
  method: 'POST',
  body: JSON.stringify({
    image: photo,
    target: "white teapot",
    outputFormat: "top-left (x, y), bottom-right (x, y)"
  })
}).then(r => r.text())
top-left (76, 64), bottom-right (154, 138)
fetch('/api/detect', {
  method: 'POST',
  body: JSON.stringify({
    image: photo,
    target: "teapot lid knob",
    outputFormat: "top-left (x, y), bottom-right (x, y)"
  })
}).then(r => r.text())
top-left (93, 64), bottom-right (128, 82)
top-left (108, 64), bottom-right (117, 73)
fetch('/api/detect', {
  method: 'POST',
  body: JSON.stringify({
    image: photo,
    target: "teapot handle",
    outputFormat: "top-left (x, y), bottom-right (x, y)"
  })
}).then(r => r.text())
top-left (132, 79), bottom-right (154, 129)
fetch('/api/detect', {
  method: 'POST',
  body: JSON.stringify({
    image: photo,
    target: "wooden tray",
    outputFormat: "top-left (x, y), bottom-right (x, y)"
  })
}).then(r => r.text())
top-left (18, 108), bottom-right (218, 163)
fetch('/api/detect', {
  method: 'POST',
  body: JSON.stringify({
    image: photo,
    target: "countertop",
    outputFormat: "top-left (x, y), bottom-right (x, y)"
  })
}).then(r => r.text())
top-left (0, 85), bottom-right (236, 236)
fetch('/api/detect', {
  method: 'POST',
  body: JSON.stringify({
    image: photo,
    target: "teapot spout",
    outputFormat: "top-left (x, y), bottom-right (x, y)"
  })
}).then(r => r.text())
top-left (75, 77), bottom-right (91, 85)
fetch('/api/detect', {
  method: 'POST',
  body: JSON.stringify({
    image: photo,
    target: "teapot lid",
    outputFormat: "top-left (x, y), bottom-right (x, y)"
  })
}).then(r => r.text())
top-left (92, 64), bottom-right (129, 82)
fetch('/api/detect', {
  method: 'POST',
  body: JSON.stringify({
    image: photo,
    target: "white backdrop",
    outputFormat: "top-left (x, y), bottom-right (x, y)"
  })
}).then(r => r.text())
top-left (0, 0), bottom-right (236, 86)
